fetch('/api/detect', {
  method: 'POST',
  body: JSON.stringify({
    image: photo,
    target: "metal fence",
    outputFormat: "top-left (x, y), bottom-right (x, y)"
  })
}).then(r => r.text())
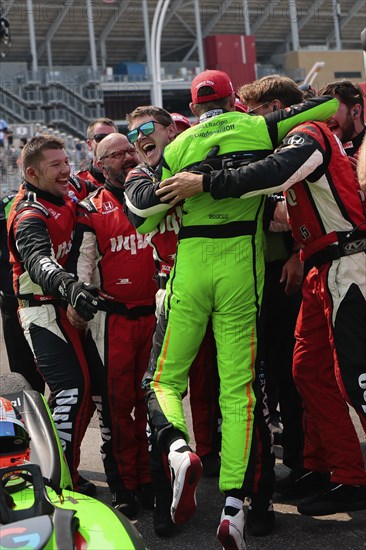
top-left (0, 124), bottom-right (90, 195)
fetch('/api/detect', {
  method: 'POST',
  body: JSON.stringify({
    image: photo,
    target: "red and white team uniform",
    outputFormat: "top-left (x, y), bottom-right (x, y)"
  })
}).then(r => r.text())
top-left (205, 121), bottom-right (366, 485)
top-left (68, 181), bottom-right (157, 493)
top-left (76, 162), bottom-right (105, 187)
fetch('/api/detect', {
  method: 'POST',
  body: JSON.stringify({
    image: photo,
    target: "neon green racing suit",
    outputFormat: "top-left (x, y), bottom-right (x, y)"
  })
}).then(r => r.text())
top-left (124, 97), bottom-right (338, 493)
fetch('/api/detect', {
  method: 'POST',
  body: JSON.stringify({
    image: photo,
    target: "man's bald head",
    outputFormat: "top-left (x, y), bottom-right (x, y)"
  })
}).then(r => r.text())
top-left (95, 133), bottom-right (139, 186)
top-left (95, 133), bottom-right (127, 161)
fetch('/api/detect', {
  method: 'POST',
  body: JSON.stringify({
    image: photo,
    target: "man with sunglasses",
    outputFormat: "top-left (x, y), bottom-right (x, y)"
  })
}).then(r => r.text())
top-left (123, 70), bottom-right (338, 549)
top-left (127, 103), bottom-right (278, 540)
top-left (125, 105), bottom-right (221, 537)
top-left (76, 117), bottom-right (118, 186)
top-left (67, 132), bottom-right (158, 520)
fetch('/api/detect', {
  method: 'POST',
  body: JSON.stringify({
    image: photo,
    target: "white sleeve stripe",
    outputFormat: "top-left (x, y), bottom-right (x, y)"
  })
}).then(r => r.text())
top-left (124, 193), bottom-right (170, 217)
top-left (241, 149), bottom-right (324, 199)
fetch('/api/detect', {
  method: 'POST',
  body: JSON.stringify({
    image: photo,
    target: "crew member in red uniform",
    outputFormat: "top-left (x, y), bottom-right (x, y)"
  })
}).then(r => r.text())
top-left (76, 117), bottom-right (118, 186)
top-left (7, 135), bottom-right (99, 493)
top-left (159, 106), bottom-right (366, 517)
top-left (319, 80), bottom-right (365, 160)
top-left (67, 133), bottom-right (157, 520)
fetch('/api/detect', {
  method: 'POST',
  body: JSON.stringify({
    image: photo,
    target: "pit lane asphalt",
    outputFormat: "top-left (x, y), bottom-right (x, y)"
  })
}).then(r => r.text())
top-left (1, 328), bottom-right (365, 550)
top-left (80, 409), bottom-right (366, 550)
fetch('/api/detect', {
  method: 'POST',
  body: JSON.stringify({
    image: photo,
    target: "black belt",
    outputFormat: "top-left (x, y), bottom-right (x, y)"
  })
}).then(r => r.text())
top-left (179, 220), bottom-right (257, 240)
top-left (98, 300), bottom-right (155, 319)
top-left (305, 236), bottom-right (366, 270)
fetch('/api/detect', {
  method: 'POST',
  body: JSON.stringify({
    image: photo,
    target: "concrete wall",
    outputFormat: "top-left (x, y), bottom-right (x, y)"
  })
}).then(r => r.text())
top-left (283, 50), bottom-right (365, 91)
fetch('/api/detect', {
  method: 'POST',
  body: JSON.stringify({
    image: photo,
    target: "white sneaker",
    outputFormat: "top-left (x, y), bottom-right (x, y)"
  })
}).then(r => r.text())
top-left (168, 448), bottom-right (202, 524)
top-left (217, 508), bottom-right (246, 550)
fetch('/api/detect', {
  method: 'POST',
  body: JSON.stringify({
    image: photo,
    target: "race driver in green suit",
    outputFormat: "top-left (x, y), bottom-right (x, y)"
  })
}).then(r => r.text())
top-left (124, 70), bottom-right (338, 550)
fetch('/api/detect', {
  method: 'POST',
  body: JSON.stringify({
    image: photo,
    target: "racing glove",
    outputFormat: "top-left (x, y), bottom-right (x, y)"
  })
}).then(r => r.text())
top-left (59, 280), bottom-right (99, 321)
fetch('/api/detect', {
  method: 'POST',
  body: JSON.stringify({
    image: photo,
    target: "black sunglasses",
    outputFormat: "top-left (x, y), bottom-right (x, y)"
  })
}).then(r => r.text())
top-left (93, 133), bottom-right (109, 143)
top-left (127, 121), bottom-right (167, 144)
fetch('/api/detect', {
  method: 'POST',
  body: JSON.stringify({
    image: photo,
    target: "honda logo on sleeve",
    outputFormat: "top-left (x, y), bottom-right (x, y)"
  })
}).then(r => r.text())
top-left (287, 135), bottom-right (305, 146)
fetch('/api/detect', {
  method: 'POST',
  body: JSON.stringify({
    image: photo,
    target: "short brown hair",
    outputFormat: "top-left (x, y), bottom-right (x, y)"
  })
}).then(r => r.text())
top-left (318, 80), bottom-right (365, 118)
top-left (126, 106), bottom-right (173, 130)
top-left (21, 135), bottom-right (65, 172)
top-left (239, 75), bottom-right (303, 108)
top-left (86, 117), bottom-right (118, 140)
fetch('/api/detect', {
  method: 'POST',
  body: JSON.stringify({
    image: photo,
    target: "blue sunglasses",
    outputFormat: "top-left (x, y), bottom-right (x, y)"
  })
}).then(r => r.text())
top-left (127, 120), bottom-right (167, 144)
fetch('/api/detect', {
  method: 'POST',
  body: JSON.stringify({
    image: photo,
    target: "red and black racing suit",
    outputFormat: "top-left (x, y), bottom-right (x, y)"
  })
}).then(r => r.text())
top-left (67, 181), bottom-right (157, 494)
top-left (76, 161), bottom-right (105, 187)
top-left (202, 121), bottom-right (366, 485)
top-left (7, 175), bottom-right (96, 488)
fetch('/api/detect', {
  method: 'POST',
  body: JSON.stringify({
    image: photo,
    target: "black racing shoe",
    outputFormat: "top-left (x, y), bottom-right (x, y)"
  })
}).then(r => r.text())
top-left (297, 483), bottom-right (366, 516)
top-left (200, 451), bottom-right (221, 478)
top-left (112, 488), bottom-right (139, 520)
top-left (77, 475), bottom-right (97, 497)
top-left (135, 482), bottom-right (155, 510)
top-left (246, 500), bottom-right (275, 537)
top-left (275, 467), bottom-right (330, 500)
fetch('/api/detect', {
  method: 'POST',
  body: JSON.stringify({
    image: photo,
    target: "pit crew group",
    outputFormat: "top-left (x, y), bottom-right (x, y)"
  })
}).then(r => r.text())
top-left (1, 70), bottom-right (365, 550)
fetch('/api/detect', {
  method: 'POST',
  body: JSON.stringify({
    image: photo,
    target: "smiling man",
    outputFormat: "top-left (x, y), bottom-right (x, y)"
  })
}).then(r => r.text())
top-left (126, 106), bottom-right (176, 169)
top-left (7, 134), bottom-right (98, 493)
top-left (318, 80), bottom-right (365, 157)
top-left (76, 117), bottom-right (118, 186)
top-left (67, 132), bottom-right (158, 520)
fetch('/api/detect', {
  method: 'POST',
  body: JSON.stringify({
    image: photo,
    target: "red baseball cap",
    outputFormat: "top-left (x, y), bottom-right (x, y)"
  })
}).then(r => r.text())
top-left (170, 112), bottom-right (191, 133)
top-left (235, 98), bottom-right (248, 113)
top-left (191, 70), bottom-right (235, 104)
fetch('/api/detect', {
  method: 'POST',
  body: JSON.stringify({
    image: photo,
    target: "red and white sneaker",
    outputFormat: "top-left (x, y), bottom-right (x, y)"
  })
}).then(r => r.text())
top-left (168, 448), bottom-right (202, 524)
top-left (217, 508), bottom-right (246, 550)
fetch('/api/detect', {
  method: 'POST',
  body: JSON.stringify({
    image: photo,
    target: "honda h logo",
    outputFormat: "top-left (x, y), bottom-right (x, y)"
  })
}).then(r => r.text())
top-left (103, 201), bottom-right (114, 211)
top-left (287, 135), bottom-right (305, 146)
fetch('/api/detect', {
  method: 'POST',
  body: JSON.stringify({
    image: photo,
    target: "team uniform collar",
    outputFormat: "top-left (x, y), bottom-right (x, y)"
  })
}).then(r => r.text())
top-left (24, 181), bottom-right (66, 206)
top-left (90, 161), bottom-right (106, 184)
top-left (199, 108), bottom-right (228, 123)
top-left (342, 127), bottom-right (365, 157)
top-left (105, 180), bottom-right (125, 204)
